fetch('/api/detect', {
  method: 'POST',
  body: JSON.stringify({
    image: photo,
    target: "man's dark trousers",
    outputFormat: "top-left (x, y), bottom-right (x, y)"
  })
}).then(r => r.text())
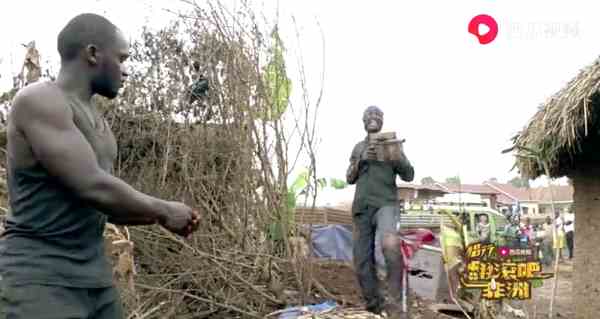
top-left (0, 282), bottom-right (124, 319)
top-left (353, 205), bottom-right (406, 314)
top-left (566, 230), bottom-right (574, 259)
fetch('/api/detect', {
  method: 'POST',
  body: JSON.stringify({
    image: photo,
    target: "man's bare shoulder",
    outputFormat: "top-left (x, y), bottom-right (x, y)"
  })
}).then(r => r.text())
top-left (11, 81), bottom-right (71, 125)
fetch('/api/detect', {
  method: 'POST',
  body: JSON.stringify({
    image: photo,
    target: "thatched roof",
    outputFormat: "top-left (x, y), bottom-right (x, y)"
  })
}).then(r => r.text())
top-left (508, 56), bottom-right (600, 179)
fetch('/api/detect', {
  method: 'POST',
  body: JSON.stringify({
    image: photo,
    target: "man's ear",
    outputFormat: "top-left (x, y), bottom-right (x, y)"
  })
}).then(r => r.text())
top-left (85, 44), bottom-right (99, 66)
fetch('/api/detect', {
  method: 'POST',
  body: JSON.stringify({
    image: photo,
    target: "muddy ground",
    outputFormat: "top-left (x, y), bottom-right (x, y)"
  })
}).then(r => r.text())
top-left (310, 260), bottom-right (573, 318)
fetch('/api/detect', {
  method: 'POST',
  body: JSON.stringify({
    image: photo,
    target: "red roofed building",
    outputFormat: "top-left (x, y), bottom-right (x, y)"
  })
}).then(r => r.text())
top-left (396, 180), bottom-right (575, 216)
top-left (434, 183), bottom-right (501, 209)
top-left (484, 181), bottom-right (573, 216)
top-left (396, 180), bottom-right (572, 217)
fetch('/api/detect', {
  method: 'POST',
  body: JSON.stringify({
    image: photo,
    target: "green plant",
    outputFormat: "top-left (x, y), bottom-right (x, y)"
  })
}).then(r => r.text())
top-left (260, 28), bottom-right (292, 121)
top-left (268, 170), bottom-right (345, 242)
top-left (329, 178), bottom-right (347, 190)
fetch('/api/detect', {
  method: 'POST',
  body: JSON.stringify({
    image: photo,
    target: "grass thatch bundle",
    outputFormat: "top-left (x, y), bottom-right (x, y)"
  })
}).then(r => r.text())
top-left (509, 56), bottom-right (600, 179)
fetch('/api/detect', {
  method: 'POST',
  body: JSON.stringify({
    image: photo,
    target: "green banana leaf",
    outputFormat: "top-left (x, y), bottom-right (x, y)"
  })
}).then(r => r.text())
top-left (260, 28), bottom-right (291, 121)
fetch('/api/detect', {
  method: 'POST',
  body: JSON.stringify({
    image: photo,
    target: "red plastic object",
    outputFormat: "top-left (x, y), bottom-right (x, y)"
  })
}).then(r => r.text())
top-left (398, 228), bottom-right (436, 266)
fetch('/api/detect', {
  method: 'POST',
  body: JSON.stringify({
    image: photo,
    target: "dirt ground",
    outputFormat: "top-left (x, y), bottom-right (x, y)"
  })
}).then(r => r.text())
top-left (310, 260), bottom-right (444, 318)
top-left (523, 262), bottom-right (573, 318)
top-left (309, 260), bottom-right (573, 319)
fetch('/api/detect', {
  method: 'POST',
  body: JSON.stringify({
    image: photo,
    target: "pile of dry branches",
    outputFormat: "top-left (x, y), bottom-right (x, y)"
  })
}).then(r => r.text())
top-left (0, 1), bottom-right (325, 318)
top-left (100, 2), bottom-right (323, 317)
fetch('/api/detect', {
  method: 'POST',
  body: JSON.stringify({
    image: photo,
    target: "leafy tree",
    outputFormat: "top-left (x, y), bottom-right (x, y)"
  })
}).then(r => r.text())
top-left (445, 176), bottom-right (461, 185)
top-left (508, 176), bottom-right (530, 188)
top-left (421, 176), bottom-right (435, 185)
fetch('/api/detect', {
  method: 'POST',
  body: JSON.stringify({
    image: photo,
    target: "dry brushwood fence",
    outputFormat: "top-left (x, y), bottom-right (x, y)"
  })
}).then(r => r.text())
top-left (0, 1), bottom-right (325, 318)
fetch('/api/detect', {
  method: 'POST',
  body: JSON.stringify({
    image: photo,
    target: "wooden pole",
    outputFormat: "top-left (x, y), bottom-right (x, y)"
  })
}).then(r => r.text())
top-left (541, 161), bottom-right (560, 319)
top-left (512, 147), bottom-right (560, 318)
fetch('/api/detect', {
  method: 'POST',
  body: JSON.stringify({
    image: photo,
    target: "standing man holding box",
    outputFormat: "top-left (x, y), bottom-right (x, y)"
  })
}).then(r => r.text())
top-left (346, 105), bottom-right (415, 319)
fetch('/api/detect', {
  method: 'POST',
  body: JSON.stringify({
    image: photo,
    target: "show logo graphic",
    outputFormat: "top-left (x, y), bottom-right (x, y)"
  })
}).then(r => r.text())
top-left (459, 243), bottom-right (554, 300)
top-left (468, 14), bottom-right (499, 44)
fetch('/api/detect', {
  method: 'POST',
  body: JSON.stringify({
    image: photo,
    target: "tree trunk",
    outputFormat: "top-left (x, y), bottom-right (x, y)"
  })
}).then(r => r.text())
top-left (571, 166), bottom-right (600, 318)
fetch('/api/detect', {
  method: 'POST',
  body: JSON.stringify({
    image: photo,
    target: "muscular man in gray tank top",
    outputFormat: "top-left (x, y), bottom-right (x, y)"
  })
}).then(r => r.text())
top-left (0, 13), bottom-right (200, 318)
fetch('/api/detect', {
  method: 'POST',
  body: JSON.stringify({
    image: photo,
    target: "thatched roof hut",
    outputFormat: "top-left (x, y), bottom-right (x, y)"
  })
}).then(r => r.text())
top-left (508, 56), bottom-right (600, 318)
top-left (509, 57), bottom-right (600, 178)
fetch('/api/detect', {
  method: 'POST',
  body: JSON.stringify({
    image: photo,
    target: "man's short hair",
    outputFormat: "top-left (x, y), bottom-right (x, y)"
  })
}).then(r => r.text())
top-left (364, 105), bottom-right (383, 115)
top-left (363, 105), bottom-right (383, 122)
top-left (57, 13), bottom-right (118, 62)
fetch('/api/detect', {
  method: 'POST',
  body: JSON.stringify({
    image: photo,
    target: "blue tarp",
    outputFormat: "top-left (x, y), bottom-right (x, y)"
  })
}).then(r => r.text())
top-left (310, 224), bottom-right (353, 261)
top-left (306, 224), bottom-right (445, 301)
top-left (309, 224), bottom-right (385, 268)
top-left (277, 300), bottom-right (337, 319)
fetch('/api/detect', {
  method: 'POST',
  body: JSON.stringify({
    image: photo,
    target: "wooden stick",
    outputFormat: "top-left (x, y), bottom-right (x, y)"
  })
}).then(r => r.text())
top-left (541, 161), bottom-right (560, 319)
top-left (264, 307), bottom-right (295, 318)
top-left (135, 283), bottom-right (262, 318)
top-left (439, 217), bottom-right (473, 319)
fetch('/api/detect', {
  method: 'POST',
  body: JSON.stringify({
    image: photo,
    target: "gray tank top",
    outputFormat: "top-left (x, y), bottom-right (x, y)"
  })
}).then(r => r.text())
top-left (0, 94), bottom-right (118, 288)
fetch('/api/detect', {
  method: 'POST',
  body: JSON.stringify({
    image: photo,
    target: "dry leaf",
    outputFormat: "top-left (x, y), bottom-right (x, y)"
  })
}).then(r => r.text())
top-left (22, 41), bottom-right (41, 85)
top-left (104, 223), bottom-right (136, 293)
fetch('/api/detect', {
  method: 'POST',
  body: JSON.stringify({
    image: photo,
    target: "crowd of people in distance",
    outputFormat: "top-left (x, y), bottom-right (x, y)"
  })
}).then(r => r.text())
top-left (475, 208), bottom-right (575, 266)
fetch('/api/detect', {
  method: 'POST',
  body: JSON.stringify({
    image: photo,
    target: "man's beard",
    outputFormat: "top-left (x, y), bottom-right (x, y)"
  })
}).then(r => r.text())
top-left (91, 74), bottom-right (119, 99)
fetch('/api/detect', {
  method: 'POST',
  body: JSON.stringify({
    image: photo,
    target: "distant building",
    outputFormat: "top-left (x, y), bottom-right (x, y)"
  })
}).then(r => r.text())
top-left (297, 181), bottom-right (572, 221)
top-left (397, 183), bottom-right (448, 206)
top-left (435, 183), bottom-right (501, 209)
top-left (484, 181), bottom-right (573, 216)
top-left (484, 181), bottom-right (539, 214)
top-left (395, 181), bottom-right (575, 217)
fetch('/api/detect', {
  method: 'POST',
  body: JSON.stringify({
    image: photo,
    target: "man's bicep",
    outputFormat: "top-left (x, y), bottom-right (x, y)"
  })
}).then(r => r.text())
top-left (17, 94), bottom-right (103, 192)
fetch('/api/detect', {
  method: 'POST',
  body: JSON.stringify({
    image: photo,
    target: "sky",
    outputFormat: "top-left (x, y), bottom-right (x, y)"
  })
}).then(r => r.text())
top-left (2, 0), bottom-right (599, 188)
